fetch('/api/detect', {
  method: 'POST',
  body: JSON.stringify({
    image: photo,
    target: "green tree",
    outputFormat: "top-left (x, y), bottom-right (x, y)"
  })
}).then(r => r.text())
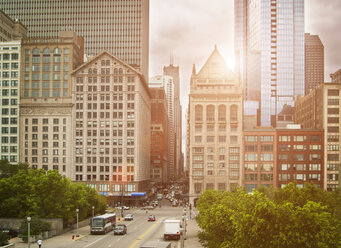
top-left (0, 168), bottom-right (107, 224)
top-left (196, 186), bottom-right (341, 248)
top-left (0, 160), bottom-right (29, 179)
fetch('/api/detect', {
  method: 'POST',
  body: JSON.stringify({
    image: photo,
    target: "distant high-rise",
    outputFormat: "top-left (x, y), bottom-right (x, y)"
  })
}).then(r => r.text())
top-left (235, 0), bottom-right (305, 127)
top-left (1, 0), bottom-right (149, 80)
top-left (149, 76), bottom-right (175, 179)
top-left (163, 64), bottom-right (183, 176)
top-left (305, 33), bottom-right (324, 95)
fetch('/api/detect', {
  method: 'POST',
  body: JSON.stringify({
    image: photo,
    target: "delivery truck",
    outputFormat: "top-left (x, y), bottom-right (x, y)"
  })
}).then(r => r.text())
top-left (163, 219), bottom-right (181, 240)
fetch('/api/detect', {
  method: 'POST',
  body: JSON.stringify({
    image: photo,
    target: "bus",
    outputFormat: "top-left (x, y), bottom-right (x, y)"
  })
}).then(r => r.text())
top-left (90, 213), bottom-right (116, 234)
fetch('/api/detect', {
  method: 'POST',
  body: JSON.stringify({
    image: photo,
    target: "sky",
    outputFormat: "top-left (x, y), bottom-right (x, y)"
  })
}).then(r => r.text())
top-left (149, 0), bottom-right (341, 153)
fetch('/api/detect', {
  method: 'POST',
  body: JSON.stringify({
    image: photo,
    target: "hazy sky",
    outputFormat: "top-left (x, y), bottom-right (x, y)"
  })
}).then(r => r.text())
top-left (149, 0), bottom-right (341, 151)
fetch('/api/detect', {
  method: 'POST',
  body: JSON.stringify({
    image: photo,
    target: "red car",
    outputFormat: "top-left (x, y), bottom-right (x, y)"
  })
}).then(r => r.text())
top-left (148, 215), bottom-right (156, 221)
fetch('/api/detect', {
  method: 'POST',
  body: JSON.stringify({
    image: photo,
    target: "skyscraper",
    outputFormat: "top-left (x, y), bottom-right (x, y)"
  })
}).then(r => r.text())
top-left (149, 76), bottom-right (175, 179)
top-left (235, 0), bottom-right (305, 127)
top-left (163, 64), bottom-right (183, 176)
top-left (1, 0), bottom-right (149, 80)
top-left (305, 33), bottom-right (324, 95)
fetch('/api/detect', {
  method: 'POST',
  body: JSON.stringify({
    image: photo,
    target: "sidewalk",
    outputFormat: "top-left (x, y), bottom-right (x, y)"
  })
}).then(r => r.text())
top-left (184, 218), bottom-right (202, 247)
top-left (9, 224), bottom-right (91, 248)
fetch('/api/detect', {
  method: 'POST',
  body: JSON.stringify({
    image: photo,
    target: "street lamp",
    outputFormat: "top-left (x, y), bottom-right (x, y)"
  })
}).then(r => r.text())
top-left (92, 206), bottom-right (95, 218)
top-left (76, 209), bottom-right (79, 237)
top-left (27, 216), bottom-right (31, 248)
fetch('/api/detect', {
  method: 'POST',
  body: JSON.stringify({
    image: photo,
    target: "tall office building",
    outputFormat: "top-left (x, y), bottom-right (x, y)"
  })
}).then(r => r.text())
top-left (163, 64), bottom-right (183, 176)
top-left (72, 51), bottom-right (151, 193)
top-left (1, 0), bottom-right (149, 80)
top-left (235, 0), bottom-right (305, 127)
top-left (188, 47), bottom-right (243, 206)
top-left (150, 87), bottom-right (168, 183)
top-left (0, 41), bottom-right (22, 163)
top-left (149, 76), bottom-right (175, 180)
top-left (305, 33), bottom-right (324, 95)
top-left (19, 31), bottom-right (83, 178)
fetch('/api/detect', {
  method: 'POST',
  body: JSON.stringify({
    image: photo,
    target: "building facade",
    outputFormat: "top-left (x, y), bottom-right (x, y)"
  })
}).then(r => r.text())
top-left (0, 41), bottom-right (22, 163)
top-left (163, 64), bottom-right (183, 176)
top-left (243, 128), bottom-right (277, 192)
top-left (1, 0), bottom-right (149, 80)
top-left (150, 87), bottom-right (168, 183)
top-left (19, 31), bottom-right (83, 178)
top-left (330, 68), bottom-right (341, 84)
top-left (235, 0), bottom-right (305, 127)
top-left (149, 75), bottom-right (175, 180)
top-left (277, 127), bottom-right (324, 189)
top-left (305, 33), bottom-right (324, 95)
top-left (0, 9), bottom-right (27, 42)
top-left (295, 81), bottom-right (341, 191)
top-left (188, 47), bottom-right (243, 206)
top-left (71, 51), bottom-right (151, 194)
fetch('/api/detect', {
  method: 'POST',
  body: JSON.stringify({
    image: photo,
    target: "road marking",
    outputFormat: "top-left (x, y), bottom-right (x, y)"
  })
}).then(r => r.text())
top-left (128, 218), bottom-right (162, 248)
top-left (84, 234), bottom-right (109, 248)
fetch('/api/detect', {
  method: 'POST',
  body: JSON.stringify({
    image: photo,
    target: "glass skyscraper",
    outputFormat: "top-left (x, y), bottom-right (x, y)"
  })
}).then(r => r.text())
top-left (235, 0), bottom-right (305, 126)
top-left (1, 0), bottom-right (149, 80)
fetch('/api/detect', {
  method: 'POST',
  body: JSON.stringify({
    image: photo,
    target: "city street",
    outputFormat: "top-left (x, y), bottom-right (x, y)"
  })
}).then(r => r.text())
top-left (12, 199), bottom-right (201, 248)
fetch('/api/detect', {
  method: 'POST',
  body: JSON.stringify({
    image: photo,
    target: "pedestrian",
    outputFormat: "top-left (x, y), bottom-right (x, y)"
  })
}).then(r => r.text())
top-left (37, 239), bottom-right (42, 248)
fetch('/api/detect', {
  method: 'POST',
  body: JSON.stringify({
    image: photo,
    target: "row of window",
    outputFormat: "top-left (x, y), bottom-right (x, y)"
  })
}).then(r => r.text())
top-left (75, 156), bottom-right (133, 164)
top-left (195, 135), bottom-right (238, 143)
top-left (245, 153), bottom-right (323, 161)
top-left (192, 147), bottom-right (239, 153)
top-left (245, 135), bottom-right (322, 142)
top-left (0, 53), bottom-right (19, 60)
top-left (195, 104), bottom-right (238, 122)
top-left (195, 124), bottom-right (238, 132)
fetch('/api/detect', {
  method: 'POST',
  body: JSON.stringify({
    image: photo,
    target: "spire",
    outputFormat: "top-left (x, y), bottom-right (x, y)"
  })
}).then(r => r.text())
top-left (192, 64), bottom-right (196, 75)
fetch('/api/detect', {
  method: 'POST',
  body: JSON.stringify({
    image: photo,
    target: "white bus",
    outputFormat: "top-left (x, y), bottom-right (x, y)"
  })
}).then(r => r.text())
top-left (90, 213), bottom-right (116, 234)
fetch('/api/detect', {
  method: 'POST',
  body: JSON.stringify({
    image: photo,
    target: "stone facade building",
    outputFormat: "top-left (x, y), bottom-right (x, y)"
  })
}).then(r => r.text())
top-left (19, 31), bottom-right (83, 178)
top-left (71, 51), bottom-right (151, 194)
top-left (188, 46), bottom-right (243, 206)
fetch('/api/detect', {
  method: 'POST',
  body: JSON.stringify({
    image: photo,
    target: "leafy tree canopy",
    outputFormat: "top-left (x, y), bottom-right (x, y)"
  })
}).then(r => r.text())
top-left (0, 166), bottom-right (106, 224)
top-left (196, 183), bottom-right (341, 248)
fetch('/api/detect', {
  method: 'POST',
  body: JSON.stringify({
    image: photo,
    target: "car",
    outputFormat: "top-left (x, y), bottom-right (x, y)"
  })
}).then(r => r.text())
top-left (148, 215), bottom-right (156, 221)
top-left (113, 224), bottom-right (127, 235)
top-left (123, 206), bottom-right (130, 210)
top-left (124, 214), bottom-right (133, 221)
top-left (142, 205), bottom-right (155, 210)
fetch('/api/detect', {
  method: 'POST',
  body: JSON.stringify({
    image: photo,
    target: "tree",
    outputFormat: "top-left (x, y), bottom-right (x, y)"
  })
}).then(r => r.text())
top-left (0, 168), bottom-right (107, 224)
top-left (0, 160), bottom-right (29, 179)
top-left (196, 185), bottom-right (341, 248)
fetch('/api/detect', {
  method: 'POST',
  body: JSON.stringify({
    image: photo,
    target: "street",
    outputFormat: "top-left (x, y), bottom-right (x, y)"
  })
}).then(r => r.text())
top-left (12, 199), bottom-right (197, 248)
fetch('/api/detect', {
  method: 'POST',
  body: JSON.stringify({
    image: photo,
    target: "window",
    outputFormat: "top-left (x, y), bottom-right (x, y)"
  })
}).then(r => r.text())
top-left (294, 154), bottom-right (306, 161)
top-left (261, 154), bottom-right (273, 161)
top-left (294, 164), bottom-right (306, 170)
top-left (309, 164), bottom-right (321, 171)
top-left (245, 163), bottom-right (257, 171)
top-left (195, 105), bottom-right (203, 121)
top-left (245, 174), bottom-right (257, 181)
top-left (245, 154), bottom-right (257, 161)
top-left (261, 136), bottom-right (274, 142)
top-left (279, 154), bottom-right (289, 161)
top-left (279, 136), bottom-right (291, 142)
top-left (294, 136), bottom-right (306, 142)
top-left (245, 144), bottom-right (257, 152)
top-left (245, 136), bottom-right (257, 142)
top-left (261, 145), bottom-right (273, 152)
top-left (218, 105), bottom-right (226, 121)
top-left (206, 105), bottom-right (215, 122)
top-left (230, 105), bottom-right (238, 121)
top-left (328, 89), bottom-right (339, 96)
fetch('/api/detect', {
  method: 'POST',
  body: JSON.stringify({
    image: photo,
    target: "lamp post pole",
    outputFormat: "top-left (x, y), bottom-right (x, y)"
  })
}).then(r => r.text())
top-left (92, 206), bottom-right (95, 218)
top-left (76, 209), bottom-right (79, 237)
top-left (27, 216), bottom-right (31, 248)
